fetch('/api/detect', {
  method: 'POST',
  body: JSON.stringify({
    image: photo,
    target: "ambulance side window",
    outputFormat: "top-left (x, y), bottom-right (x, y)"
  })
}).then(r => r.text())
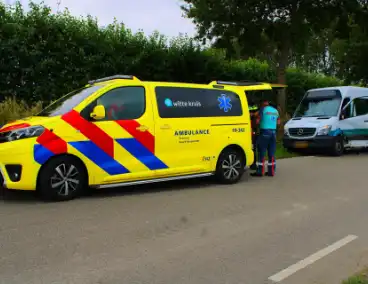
top-left (155, 86), bottom-right (242, 118)
top-left (82, 86), bottom-right (146, 121)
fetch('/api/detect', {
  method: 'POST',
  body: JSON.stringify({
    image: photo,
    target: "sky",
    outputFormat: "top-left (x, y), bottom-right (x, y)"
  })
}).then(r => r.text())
top-left (5, 0), bottom-right (197, 37)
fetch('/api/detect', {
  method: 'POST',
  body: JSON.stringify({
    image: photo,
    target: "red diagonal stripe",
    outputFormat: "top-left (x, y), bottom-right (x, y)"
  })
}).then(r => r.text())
top-left (62, 110), bottom-right (114, 157)
top-left (36, 129), bottom-right (67, 154)
top-left (0, 123), bottom-right (30, 133)
top-left (116, 120), bottom-right (155, 153)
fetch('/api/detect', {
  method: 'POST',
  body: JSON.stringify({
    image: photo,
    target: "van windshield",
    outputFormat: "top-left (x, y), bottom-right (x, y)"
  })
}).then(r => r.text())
top-left (293, 89), bottom-right (342, 118)
top-left (37, 85), bottom-right (103, 117)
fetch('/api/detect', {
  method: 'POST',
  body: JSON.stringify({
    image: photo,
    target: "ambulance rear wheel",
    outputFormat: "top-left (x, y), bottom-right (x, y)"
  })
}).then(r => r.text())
top-left (216, 148), bottom-right (245, 184)
top-left (38, 156), bottom-right (87, 201)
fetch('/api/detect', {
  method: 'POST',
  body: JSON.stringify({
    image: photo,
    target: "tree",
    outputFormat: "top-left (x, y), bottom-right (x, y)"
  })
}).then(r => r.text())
top-left (329, 1), bottom-right (368, 84)
top-left (180, 0), bottom-right (356, 112)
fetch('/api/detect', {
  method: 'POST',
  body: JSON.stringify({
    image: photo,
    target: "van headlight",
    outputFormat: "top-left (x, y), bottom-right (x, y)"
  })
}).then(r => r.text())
top-left (317, 125), bottom-right (332, 136)
top-left (284, 126), bottom-right (289, 136)
top-left (1, 126), bottom-right (45, 142)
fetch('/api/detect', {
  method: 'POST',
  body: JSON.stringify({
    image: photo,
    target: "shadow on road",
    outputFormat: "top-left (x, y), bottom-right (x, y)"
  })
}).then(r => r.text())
top-left (294, 148), bottom-right (368, 158)
top-left (85, 176), bottom-right (220, 200)
top-left (1, 174), bottom-right (251, 203)
top-left (314, 149), bottom-right (368, 157)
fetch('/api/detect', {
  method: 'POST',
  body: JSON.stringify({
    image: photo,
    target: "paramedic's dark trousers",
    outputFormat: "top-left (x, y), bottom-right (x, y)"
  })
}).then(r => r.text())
top-left (250, 133), bottom-right (257, 170)
top-left (256, 129), bottom-right (276, 176)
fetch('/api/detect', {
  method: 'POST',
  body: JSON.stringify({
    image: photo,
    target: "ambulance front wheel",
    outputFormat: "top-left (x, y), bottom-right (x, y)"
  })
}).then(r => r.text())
top-left (216, 147), bottom-right (245, 184)
top-left (331, 136), bottom-right (344, 156)
top-left (37, 155), bottom-right (88, 201)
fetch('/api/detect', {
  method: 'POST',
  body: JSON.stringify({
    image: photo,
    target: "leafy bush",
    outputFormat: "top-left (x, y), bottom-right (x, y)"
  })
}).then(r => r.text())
top-left (0, 97), bottom-right (42, 125)
top-left (0, 1), bottom-right (343, 120)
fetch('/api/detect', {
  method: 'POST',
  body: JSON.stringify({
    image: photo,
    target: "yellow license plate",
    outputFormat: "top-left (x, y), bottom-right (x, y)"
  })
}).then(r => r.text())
top-left (294, 141), bottom-right (308, 148)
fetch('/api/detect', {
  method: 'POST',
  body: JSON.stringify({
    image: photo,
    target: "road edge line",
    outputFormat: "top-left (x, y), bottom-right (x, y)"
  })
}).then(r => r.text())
top-left (268, 234), bottom-right (358, 282)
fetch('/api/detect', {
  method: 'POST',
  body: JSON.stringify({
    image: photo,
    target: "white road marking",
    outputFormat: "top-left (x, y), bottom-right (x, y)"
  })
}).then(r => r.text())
top-left (292, 203), bottom-right (308, 210)
top-left (335, 196), bottom-right (350, 202)
top-left (281, 203), bottom-right (309, 217)
top-left (268, 235), bottom-right (358, 282)
top-left (281, 211), bottom-right (292, 217)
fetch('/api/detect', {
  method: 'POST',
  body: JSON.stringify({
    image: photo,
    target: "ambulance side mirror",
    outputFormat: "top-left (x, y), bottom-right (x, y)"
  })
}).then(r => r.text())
top-left (90, 105), bottom-right (106, 120)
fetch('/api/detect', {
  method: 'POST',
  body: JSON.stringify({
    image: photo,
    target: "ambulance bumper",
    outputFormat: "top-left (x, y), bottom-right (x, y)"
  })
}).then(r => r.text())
top-left (283, 135), bottom-right (337, 150)
top-left (0, 141), bottom-right (39, 191)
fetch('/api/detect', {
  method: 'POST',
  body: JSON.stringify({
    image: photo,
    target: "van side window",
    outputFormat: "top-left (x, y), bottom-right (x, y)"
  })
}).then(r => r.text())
top-left (353, 97), bottom-right (368, 117)
top-left (82, 86), bottom-right (145, 121)
top-left (155, 87), bottom-right (242, 118)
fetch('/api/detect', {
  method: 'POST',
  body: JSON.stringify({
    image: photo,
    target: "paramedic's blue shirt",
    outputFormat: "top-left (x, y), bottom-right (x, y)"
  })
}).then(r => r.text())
top-left (259, 106), bottom-right (279, 130)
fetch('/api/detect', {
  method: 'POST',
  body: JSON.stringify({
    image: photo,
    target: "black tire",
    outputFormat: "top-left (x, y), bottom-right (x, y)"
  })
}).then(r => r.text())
top-left (37, 155), bottom-right (87, 201)
top-left (330, 136), bottom-right (344, 156)
top-left (215, 148), bottom-right (245, 184)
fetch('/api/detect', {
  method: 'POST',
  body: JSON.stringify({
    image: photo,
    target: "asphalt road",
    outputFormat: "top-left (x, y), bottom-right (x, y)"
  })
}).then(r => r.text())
top-left (1, 154), bottom-right (368, 284)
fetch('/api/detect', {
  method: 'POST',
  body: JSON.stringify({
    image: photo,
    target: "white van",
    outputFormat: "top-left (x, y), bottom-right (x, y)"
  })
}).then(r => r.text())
top-left (283, 86), bottom-right (368, 156)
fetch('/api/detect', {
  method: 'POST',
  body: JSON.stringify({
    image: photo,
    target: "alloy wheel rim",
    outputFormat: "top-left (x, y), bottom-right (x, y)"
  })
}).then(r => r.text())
top-left (221, 154), bottom-right (241, 180)
top-left (50, 163), bottom-right (80, 196)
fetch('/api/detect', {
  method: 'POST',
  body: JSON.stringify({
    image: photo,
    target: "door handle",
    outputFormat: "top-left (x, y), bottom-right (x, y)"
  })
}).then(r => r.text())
top-left (160, 124), bottom-right (171, 130)
top-left (364, 120), bottom-right (368, 123)
top-left (136, 125), bottom-right (149, 132)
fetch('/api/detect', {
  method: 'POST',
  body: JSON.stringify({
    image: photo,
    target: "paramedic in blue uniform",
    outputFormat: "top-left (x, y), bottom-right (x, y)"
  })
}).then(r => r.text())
top-left (251, 100), bottom-right (280, 177)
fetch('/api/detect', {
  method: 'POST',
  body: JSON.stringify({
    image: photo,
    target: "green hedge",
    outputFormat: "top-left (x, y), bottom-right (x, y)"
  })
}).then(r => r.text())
top-left (0, 2), bottom-right (343, 114)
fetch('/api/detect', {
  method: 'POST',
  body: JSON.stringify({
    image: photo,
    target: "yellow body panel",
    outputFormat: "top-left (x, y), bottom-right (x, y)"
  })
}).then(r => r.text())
top-left (0, 138), bottom-right (40, 190)
top-left (0, 77), bottom-right (255, 192)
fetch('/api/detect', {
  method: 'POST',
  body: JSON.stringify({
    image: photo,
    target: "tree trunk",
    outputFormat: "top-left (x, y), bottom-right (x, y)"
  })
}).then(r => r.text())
top-left (276, 42), bottom-right (289, 115)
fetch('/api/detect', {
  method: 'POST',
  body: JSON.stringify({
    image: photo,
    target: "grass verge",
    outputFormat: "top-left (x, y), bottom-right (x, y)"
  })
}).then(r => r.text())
top-left (342, 269), bottom-right (368, 284)
top-left (275, 143), bottom-right (299, 159)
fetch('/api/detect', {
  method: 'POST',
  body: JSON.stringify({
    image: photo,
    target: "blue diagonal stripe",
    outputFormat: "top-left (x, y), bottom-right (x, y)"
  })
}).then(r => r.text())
top-left (34, 144), bottom-right (54, 164)
top-left (116, 138), bottom-right (168, 170)
top-left (69, 141), bottom-right (129, 175)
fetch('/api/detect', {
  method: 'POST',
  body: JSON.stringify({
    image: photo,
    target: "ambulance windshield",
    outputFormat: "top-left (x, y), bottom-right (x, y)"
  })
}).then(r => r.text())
top-left (293, 89), bottom-right (342, 118)
top-left (38, 85), bottom-right (103, 117)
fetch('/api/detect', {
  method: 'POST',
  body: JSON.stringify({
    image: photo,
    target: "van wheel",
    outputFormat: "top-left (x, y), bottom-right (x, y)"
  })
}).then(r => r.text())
top-left (330, 136), bottom-right (344, 156)
top-left (216, 148), bottom-right (245, 184)
top-left (38, 156), bottom-right (87, 201)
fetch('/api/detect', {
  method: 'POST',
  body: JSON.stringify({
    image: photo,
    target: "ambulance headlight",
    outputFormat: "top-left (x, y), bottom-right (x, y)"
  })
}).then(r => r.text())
top-left (2, 126), bottom-right (45, 142)
top-left (317, 125), bottom-right (332, 136)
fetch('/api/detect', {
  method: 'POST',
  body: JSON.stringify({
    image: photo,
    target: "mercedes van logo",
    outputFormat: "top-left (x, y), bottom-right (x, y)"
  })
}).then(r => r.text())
top-left (297, 128), bottom-right (304, 135)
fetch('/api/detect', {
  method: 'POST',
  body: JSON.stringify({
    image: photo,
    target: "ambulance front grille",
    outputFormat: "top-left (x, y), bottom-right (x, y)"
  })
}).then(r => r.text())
top-left (289, 127), bottom-right (316, 137)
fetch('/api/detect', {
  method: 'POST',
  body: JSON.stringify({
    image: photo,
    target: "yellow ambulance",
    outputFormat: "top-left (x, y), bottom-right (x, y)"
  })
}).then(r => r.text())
top-left (0, 75), bottom-right (273, 201)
